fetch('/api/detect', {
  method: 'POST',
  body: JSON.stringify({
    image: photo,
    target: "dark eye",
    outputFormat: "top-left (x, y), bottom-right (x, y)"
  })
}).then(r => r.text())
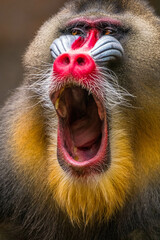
top-left (71, 28), bottom-right (84, 36)
top-left (103, 27), bottom-right (117, 35)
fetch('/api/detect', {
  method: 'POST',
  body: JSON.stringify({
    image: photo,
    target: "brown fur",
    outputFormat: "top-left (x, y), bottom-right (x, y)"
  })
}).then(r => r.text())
top-left (0, 0), bottom-right (160, 239)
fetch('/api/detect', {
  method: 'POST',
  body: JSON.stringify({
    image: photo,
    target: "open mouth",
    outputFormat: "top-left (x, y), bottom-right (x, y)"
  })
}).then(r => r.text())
top-left (50, 85), bottom-right (108, 171)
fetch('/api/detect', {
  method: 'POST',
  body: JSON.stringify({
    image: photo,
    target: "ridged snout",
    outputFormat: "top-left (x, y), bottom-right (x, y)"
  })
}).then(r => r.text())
top-left (50, 34), bottom-right (124, 78)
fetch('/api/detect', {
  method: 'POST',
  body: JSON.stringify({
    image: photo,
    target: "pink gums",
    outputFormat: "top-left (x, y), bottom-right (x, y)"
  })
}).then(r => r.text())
top-left (57, 115), bottom-right (108, 169)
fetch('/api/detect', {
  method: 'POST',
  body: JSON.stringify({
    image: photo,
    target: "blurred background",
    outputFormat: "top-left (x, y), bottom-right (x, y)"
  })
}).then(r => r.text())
top-left (0, 0), bottom-right (159, 106)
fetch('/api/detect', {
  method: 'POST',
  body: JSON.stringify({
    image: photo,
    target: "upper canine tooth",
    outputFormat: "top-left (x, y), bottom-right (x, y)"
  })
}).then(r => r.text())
top-left (55, 88), bottom-right (65, 110)
top-left (59, 87), bottom-right (65, 96)
top-left (55, 98), bottom-right (60, 110)
top-left (95, 99), bottom-right (104, 121)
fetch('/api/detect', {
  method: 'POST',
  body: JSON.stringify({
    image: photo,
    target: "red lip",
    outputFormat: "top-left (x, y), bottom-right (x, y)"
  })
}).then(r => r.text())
top-left (51, 85), bottom-right (108, 171)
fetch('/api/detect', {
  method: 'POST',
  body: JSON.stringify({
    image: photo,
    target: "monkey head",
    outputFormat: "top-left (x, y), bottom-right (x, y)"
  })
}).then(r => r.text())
top-left (10, 0), bottom-right (160, 225)
top-left (50, 19), bottom-right (124, 169)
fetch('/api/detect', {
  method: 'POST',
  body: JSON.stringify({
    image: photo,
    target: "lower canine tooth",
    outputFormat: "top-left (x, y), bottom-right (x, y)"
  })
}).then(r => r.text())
top-left (74, 147), bottom-right (79, 161)
top-left (74, 156), bottom-right (79, 161)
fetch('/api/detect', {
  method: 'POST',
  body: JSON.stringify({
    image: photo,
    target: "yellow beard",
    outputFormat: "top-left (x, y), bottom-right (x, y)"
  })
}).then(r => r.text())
top-left (10, 107), bottom-right (135, 224)
top-left (48, 122), bottom-right (134, 224)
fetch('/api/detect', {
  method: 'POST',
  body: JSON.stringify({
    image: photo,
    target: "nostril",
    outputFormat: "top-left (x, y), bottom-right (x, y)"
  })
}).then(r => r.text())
top-left (76, 57), bottom-right (86, 66)
top-left (53, 53), bottom-right (71, 75)
top-left (61, 56), bottom-right (70, 65)
top-left (53, 53), bottom-right (96, 78)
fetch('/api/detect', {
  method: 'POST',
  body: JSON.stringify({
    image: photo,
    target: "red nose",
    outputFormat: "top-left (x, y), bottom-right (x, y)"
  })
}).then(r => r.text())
top-left (53, 53), bottom-right (96, 79)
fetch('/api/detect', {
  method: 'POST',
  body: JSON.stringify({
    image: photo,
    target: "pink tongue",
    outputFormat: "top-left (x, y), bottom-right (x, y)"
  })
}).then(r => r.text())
top-left (71, 115), bottom-right (101, 148)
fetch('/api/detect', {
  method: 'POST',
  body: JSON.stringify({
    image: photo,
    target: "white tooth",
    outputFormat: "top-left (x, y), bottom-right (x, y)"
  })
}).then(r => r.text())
top-left (58, 102), bottom-right (67, 118)
top-left (96, 100), bottom-right (104, 121)
top-left (55, 98), bottom-right (60, 110)
top-left (73, 147), bottom-right (79, 161)
top-left (74, 146), bottom-right (77, 153)
top-left (74, 156), bottom-right (79, 161)
top-left (59, 87), bottom-right (65, 96)
top-left (55, 88), bottom-right (65, 110)
top-left (99, 111), bottom-right (104, 121)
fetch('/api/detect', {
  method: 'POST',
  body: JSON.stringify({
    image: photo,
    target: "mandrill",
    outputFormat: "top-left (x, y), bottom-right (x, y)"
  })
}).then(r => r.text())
top-left (0, 0), bottom-right (160, 239)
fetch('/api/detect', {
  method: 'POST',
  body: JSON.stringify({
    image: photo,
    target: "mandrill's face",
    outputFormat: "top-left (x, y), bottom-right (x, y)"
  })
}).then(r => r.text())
top-left (45, 15), bottom-right (134, 223)
top-left (22, 0), bottom-right (160, 225)
top-left (49, 17), bottom-right (125, 174)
